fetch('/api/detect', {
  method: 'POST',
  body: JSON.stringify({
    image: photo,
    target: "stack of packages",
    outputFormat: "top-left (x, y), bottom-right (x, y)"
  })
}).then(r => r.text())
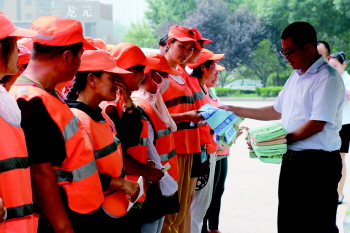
top-left (198, 104), bottom-right (244, 147)
top-left (247, 121), bottom-right (287, 164)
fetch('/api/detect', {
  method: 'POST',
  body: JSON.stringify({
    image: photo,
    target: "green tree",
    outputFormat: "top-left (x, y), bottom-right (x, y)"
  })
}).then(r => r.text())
top-left (145, 0), bottom-right (197, 31)
top-left (123, 21), bottom-right (158, 48)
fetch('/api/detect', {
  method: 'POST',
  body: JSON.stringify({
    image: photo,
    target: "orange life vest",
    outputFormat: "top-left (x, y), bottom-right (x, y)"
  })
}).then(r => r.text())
top-left (0, 116), bottom-right (37, 233)
top-left (11, 84), bottom-right (104, 214)
top-left (161, 71), bottom-right (201, 154)
top-left (133, 97), bottom-right (179, 181)
top-left (70, 108), bottom-right (129, 217)
top-left (185, 75), bottom-right (218, 154)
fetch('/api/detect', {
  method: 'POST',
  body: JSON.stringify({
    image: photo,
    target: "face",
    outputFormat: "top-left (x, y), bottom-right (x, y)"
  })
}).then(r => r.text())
top-left (329, 58), bottom-right (346, 75)
top-left (205, 70), bottom-right (219, 88)
top-left (186, 47), bottom-right (203, 65)
top-left (124, 65), bottom-right (145, 91)
top-left (281, 37), bottom-right (309, 71)
top-left (202, 61), bottom-right (217, 81)
top-left (93, 72), bottom-right (119, 101)
top-left (317, 43), bottom-right (329, 59)
top-left (167, 40), bottom-right (195, 65)
top-left (3, 37), bottom-right (19, 76)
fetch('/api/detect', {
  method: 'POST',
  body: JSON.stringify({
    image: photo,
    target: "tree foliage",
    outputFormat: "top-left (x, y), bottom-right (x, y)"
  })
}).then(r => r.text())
top-left (123, 21), bottom-right (158, 48)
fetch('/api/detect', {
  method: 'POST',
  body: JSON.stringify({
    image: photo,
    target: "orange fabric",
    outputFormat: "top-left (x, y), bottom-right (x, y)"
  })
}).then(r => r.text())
top-left (190, 28), bottom-right (213, 44)
top-left (30, 16), bottom-right (95, 49)
top-left (161, 70), bottom-right (201, 154)
top-left (11, 84), bottom-right (104, 214)
top-left (79, 50), bottom-right (132, 76)
top-left (167, 26), bottom-right (200, 49)
top-left (110, 42), bottom-right (159, 69)
top-left (18, 45), bottom-right (31, 65)
top-left (0, 11), bottom-right (37, 39)
top-left (188, 48), bottom-right (224, 69)
top-left (133, 97), bottom-right (179, 181)
top-left (71, 108), bottom-right (129, 217)
top-left (144, 53), bottom-right (181, 76)
top-left (0, 116), bottom-right (37, 233)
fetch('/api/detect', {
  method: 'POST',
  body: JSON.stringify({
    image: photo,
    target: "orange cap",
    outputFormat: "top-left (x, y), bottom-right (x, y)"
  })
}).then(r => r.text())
top-left (79, 49), bottom-right (132, 77)
top-left (168, 26), bottom-right (201, 49)
top-left (145, 53), bottom-right (182, 76)
top-left (188, 48), bottom-right (224, 69)
top-left (106, 44), bottom-right (115, 52)
top-left (0, 11), bottom-right (37, 39)
top-left (191, 28), bottom-right (213, 44)
top-left (30, 16), bottom-right (95, 50)
top-left (110, 42), bottom-right (160, 69)
top-left (94, 38), bottom-right (107, 50)
top-left (18, 45), bottom-right (31, 65)
top-left (217, 64), bottom-right (226, 71)
top-left (84, 37), bottom-right (98, 48)
top-left (17, 38), bottom-right (33, 50)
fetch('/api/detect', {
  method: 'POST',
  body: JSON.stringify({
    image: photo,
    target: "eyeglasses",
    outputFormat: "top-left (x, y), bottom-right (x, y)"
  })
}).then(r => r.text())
top-left (280, 47), bottom-right (300, 57)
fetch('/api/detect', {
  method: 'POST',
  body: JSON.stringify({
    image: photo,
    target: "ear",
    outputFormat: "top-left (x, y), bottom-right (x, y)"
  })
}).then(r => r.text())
top-left (61, 50), bottom-right (74, 65)
top-left (201, 64), bottom-right (206, 72)
top-left (17, 65), bottom-right (26, 75)
top-left (87, 73), bottom-right (96, 88)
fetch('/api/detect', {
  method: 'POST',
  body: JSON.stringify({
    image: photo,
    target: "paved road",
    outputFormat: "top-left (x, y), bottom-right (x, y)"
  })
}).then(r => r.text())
top-left (215, 100), bottom-right (350, 233)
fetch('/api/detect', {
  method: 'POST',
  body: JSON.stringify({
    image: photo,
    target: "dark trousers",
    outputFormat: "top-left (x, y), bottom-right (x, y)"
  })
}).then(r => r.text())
top-left (278, 150), bottom-right (342, 233)
top-left (202, 157), bottom-right (228, 232)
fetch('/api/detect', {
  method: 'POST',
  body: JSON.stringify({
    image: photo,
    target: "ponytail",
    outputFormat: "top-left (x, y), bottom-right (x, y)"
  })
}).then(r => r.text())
top-left (66, 71), bottom-right (103, 100)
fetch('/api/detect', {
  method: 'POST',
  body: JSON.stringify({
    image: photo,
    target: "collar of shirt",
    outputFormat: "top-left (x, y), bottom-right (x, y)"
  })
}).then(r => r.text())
top-left (297, 55), bottom-right (324, 76)
top-left (65, 99), bottom-right (106, 122)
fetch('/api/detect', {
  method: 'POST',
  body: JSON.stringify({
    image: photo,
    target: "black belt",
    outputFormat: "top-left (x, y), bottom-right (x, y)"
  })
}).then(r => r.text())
top-left (176, 121), bottom-right (198, 130)
top-left (283, 149), bottom-right (340, 160)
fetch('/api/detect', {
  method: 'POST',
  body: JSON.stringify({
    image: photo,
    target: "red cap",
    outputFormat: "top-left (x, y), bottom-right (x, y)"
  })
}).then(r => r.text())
top-left (79, 49), bottom-right (132, 77)
top-left (145, 53), bottom-right (182, 76)
top-left (168, 26), bottom-right (201, 49)
top-left (217, 64), bottom-right (226, 71)
top-left (0, 11), bottom-right (37, 39)
top-left (191, 28), bottom-right (213, 44)
top-left (17, 38), bottom-right (33, 51)
top-left (18, 45), bottom-right (31, 65)
top-left (31, 16), bottom-right (95, 50)
top-left (188, 48), bottom-right (224, 69)
top-left (94, 38), bottom-right (107, 50)
top-left (110, 42), bottom-right (160, 69)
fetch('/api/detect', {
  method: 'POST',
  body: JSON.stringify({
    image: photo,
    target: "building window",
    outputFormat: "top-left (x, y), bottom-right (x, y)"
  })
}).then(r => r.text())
top-left (85, 22), bottom-right (96, 38)
top-left (25, 13), bottom-right (33, 20)
top-left (25, 0), bottom-right (32, 6)
top-left (0, 0), bottom-right (4, 10)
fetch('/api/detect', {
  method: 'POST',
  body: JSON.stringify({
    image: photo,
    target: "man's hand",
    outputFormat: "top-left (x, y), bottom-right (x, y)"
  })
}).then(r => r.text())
top-left (0, 198), bottom-right (6, 224)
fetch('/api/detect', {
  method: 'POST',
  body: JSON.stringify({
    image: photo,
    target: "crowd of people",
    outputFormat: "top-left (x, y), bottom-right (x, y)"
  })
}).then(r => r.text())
top-left (0, 10), bottom-right (349, 233)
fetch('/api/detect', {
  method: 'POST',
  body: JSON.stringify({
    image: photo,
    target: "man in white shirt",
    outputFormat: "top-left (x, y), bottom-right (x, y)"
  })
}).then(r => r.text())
top-left (221, 22), bottom-right (345, 233)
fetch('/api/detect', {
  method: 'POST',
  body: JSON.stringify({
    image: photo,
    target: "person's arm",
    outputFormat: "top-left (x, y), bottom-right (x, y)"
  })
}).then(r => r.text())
top-left (123, 154), bottom-right (164, 183)
top-left (219, 105), bottom-right (281, 121)
top-left (105, 177), bottom-right (140, 202)
top-left (170, 110), bottom-right (204, 123)
top-left (286, 120), bottom-right (326, 144)
top-left (30, 163), bottom-right (74, 233)
top-left (18, 98), bottom-right (74, 233)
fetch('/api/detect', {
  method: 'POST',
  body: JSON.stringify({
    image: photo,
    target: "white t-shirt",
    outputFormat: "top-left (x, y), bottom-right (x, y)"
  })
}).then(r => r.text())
top-left (273, 56), bottom-right (345, 151)
top-left (342, 71), bottom-right (350, 125)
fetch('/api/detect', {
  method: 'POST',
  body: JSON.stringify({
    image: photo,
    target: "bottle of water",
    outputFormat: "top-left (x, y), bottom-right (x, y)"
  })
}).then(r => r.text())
top-left (344, 207), bottom-right (350, 233)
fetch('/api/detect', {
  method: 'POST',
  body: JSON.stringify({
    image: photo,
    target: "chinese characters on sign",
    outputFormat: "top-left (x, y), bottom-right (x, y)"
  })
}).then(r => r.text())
top-left (66, 5), bottom-right (93, 18)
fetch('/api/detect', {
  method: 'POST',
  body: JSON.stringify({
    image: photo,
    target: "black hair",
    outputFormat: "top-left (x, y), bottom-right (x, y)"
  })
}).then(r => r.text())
top-left (32, 42), bottom-right (83, 60)
top-left (127, 64), bottom-right (146, 72)
top-left (66, 71), bottom-right (103, 100)
top-left (317, 41), bottom-right (331, 55)
top-left (0, 37), bottom-right (17, 71)
top-left (159, 34), bottom-right (168, 46)
top-left (281, 22), bottom-right (317, 49)
top-left (190, 60), bottom-right (214, 78)
top-left (165, 38), bottom-right (177, 53)
top-left (330, 52), bottom-right (346, 64)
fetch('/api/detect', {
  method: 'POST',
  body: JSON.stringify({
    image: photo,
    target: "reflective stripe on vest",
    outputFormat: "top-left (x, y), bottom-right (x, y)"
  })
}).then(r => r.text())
top-left (0, 157), bottom-right (28, 172)
top-left (63, 116), bottom-right (80, 141)
top-left (193, 91), bottom-right (204, 101)
top-left (55, 160), bottom-right (97, 183)
top-left (138, 137), bottom-right (148, 146)
top-left (164, 96), bottom-right (194, 109)
top-left (159, 149), bottom-right (176, 162)
top-left (157, 128), bottom-right (171, 138)
top-left (94, 136), bottom-right (120, 159)
top-left (7, 203), bottom-right (33, 220)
